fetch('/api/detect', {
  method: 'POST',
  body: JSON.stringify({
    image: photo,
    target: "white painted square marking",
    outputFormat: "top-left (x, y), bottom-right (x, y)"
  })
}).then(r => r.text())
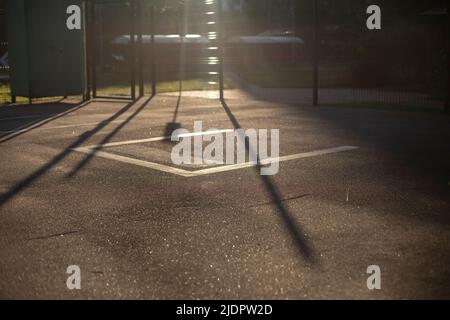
top-left (72, 131), bottom-right (359, 177)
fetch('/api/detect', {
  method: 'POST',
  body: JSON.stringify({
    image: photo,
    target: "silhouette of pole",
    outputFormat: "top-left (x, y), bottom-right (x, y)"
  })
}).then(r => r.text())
top-left (218, 0), bottom-right (225, 101)
top-left (130, 0), bottom-right (137, 100)
top-left (84, 0), bottom-right (92, 101)
top-left (446, 6), bottom-right (449, 114)
top-left (313, 0), bottom-right (319, 106)
top-left (151, 3), bottom-right (156, 95)
top-left (137, 0), bottom-right (144, 97)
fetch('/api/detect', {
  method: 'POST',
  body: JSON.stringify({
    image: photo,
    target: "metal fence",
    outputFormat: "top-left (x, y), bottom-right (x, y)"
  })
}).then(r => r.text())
top-left (2, 0), bottom-right (448, 110)
top-left (90, 0), bottom-right (223, 98)
top-left (89, 0), bottom-right (448, 110)
top-left (0, 6), bottom-right (9, 81)
top-left (220, 0), bottom-right (448, 110)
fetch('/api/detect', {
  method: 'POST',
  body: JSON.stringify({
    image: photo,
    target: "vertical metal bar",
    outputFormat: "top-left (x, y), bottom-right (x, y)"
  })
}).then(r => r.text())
top-left (218, 0), bottom-right (225, 101)
top-left (151, 3), bottom-right (156, 95)
top-left (137, 0), bottom-right (144, 97)
top-left (23, 0), bottom-right (32, 103)
top-left (446, 7), bottom-right (449, 114)
top-left (178, 0), bottom-right (187, 92)
top-left (83, 0), bottom-right (91, 101)
top-left (130, 0), bottom-right (136, 100)
top-left (92, 2), bottom-right (97, 98)
top-left (83, 1), bottom-right (92, 101)
top-left (98, 3), bottom-right (104, 69)
top-left (60, 0), bottom-right (68, 99)
top-left (313, 0), bottom-right (319, 106)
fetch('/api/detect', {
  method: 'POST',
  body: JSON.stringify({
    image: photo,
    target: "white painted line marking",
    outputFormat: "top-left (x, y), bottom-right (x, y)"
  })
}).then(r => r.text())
top-left (178, 129), bottom-right (234, 138)
top-left (72, 144), bottom-right (359, 178)
top-left (193, 146), bottom-right (359, 176)
top-left (74, 148), bottom-right (196, 177)
top-left (81, 129), bottom-right (234, 149)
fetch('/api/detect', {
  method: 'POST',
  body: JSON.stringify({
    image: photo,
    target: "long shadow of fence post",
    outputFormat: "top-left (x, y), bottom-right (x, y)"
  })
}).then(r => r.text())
top-left (220, 97), bottom-right (316, 263)
top-left (66, 94), bottom-right (155, 177)
top-left (0, 97), bottom-right (152, 208)
top-left (0, 100), bottom-right (92, 145)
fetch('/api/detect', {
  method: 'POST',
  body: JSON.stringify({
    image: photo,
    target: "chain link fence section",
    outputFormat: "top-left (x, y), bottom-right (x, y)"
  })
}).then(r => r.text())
top-left (0, 3), bottom-right (9, 81)
top-left (221, 0), bottom-right (447, 110)
top-left (0, 3), bottom-right (11, 104)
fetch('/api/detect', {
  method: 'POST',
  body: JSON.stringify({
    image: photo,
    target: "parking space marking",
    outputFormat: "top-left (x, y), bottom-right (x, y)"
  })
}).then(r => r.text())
top-left (80, 129), bottom-right (234, 149)
top-left (72, 142), bottom-right (359, 177)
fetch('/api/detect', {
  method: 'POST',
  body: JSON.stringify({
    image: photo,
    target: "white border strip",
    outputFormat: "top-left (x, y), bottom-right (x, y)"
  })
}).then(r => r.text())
top-left (80, 129), bottom-right (234, 149)
top-left (72, 143), bottom-right (359, 177)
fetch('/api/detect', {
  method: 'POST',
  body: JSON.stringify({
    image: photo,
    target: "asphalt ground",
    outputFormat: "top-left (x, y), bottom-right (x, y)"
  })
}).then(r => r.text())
top-left (0, 92), bottom-right (449, 299)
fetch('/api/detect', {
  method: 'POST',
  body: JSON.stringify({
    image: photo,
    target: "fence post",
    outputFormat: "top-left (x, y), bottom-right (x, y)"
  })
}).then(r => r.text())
top-left (84, 0), bottom-right (92, 101)
top-left (137, 0), bottom-right (144, 97)
top-left (130, 0), bottom-right (137, 100)
top-left (313, 0), bottom-right (319, 106)
top-left (91, 1), bottom-right (97, 99)
top-left (24, 1), bottom-right (33, 104)
top-left (151, 3), bottom-right (156, 96)
top-left (218, 0), bottom-right (225, 101)
top-left (446, 7), bottom-right (449, 114)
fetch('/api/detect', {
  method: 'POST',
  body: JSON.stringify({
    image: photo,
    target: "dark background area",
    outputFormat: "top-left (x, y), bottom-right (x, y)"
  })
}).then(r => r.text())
top-left (221, 0), bottom-right (448, 106)
top-left (93, 0), bottom-right (448, 106)
top-left (1, 0), bottom-right (448, 107)
top-left (0, 0), bottom-right (8, 78)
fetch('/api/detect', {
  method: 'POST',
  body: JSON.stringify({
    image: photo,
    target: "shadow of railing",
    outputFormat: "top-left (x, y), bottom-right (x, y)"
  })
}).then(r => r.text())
top-left (66, 94), bottom-right (154, 177)
top-left (0, 98), bottom-right (147, 208)
top-left (0, 99), bottom-right (92, 144)
top-left (220, 97), bottom-right (316, 263)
